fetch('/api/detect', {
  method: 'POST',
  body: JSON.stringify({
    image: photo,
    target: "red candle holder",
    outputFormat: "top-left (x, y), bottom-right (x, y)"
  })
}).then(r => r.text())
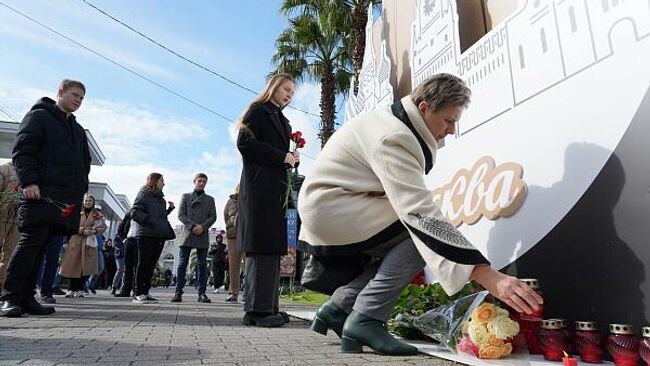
top-left (607, 324), bottom-right (639, 366)
top-left (519, 278), bottom-right (544, 320)
top-left (640, 326), bottom-right (650, 366)
top-left (541, 319), bottom-right (567, 361)
top-left (575, 321), bottom-right (603, 363)
top-left (554, 318), bottom-right (575, 354)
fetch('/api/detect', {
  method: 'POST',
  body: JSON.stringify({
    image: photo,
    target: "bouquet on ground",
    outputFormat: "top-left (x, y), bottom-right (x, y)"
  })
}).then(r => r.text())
top-left (390, 286), bottom-right (520, 360)
top-left (283, 131), bottom-right (306, 214)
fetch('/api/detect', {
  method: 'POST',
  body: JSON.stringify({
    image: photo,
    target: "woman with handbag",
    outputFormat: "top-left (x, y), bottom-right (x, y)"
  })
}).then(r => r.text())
top-left (59, 194), bottom-right (106, 298)
top-left (237, 73), bottom-right (298, 327)
top-left (130, 173), bottom-right (175, 304)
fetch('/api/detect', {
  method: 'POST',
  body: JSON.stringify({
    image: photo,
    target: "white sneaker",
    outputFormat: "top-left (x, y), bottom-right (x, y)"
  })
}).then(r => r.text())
top-left (65, 291), bottom-right (74, 298)
top-left (74, 291), bottom-right (85, 298)
top-left (132, 295), bottom-right (150, 304)
top-left (213, 288), bottom-right (220, 294)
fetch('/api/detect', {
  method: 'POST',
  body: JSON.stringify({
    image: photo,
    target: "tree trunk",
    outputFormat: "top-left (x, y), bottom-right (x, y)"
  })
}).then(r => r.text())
top-left (319, 69), bottom-right (337, 148)
top-left (352, 4), bottom-right (368, 96)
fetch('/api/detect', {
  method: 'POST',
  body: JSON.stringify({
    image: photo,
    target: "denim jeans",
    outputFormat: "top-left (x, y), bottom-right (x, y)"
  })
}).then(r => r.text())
top-left (112, 257), bottom-right (125, 289)
top-left (175, 246), bottom-right (208, 295)
top-left (87, 252), bottom-right (105, 290)
top-left (38, 236), bottom-right (66, 296)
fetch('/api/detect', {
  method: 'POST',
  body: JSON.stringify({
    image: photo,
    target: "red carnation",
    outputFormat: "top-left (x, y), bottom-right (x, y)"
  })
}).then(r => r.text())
top-left (61, 204), bottom-right (76, 219)
top-left (298, 137), bottom-right (306, 148)
top-left (11, 183), bottom-right (19, 192)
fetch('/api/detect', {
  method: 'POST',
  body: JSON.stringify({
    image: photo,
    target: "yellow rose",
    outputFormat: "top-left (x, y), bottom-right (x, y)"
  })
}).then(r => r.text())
top-left (468, 320), bottom-right (490, 346)
top-left (499, 342), bottom-right (513, 358)
top-left (472, 303), bottom-right (497, 324)
top-left (488, 335), bottom-right (505, 346)
top-left (478, 345), bottom-right (503, 359)
top-left (495, 306), bottom-right (510, 319)
top-left (487, 314), bottom-right (520, 339)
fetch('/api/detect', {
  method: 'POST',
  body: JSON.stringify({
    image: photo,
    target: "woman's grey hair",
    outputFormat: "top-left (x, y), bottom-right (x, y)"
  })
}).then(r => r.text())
top-left (411, 73), bottom-right (471, 112)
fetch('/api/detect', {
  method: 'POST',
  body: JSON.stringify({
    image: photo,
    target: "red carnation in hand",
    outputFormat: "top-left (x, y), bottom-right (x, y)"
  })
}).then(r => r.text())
top-left (298, 137), bottom-right (306, 149)
top-left (61, 204), bottom-right (76, 219)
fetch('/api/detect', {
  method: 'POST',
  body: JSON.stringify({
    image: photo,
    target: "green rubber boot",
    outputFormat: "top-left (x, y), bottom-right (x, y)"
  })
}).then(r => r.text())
top-left (310, 300), bottom-right (348, 338)
top-left (341, 310), bottom-right (418, 355)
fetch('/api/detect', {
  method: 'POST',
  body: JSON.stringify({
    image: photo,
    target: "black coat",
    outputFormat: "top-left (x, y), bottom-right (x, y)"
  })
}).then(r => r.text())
top-left (116, 212), bottom-right (131, 240)
top-left (237, 102), bottom-right (292, 255)
top-left (131, 187), bottom-right (176, 240)
top-left (12, 97), bottom-right (91, 234)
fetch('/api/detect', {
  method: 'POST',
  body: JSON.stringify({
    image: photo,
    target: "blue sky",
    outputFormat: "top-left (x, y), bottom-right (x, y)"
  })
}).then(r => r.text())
top-left (0, 0), bottom-right (329, 228)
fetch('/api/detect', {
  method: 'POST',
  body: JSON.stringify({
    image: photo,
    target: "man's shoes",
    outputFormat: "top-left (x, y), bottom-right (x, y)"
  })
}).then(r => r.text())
top-left (224, 294), bottom-right (238, 302)
top-left (65, 291), bottom-right (74, 298)
top-left (242, 312), bottom-right (285, 327)
top-left (21, 297), bottom-right (55, 315)
top-left (114, 291), bottom-right (131, 297)
top-left (110, 287), bottom-right (116, 295)
top-left (90, 289), bottom-right (97, 295)
top-left (41, 295), bottom-right (56, 304)
top-left (132, 295), bottom-right (151, 304)
top-left (277, 311), bottom-right (290, 324)
top-left (0, 300), bottom-right (22, 318)
top-left (197, 294), bottom-right (211, 303)
top-left (52, 287), bottom-right (65, 296)
top-left (144, 295), bottom-right (158, 302)
top-left (170, 293), bottom-right (182, 303)
top-left (340, 310), bottom-right (418, 355)
top-left (311, 300), bottom-right (349, 338)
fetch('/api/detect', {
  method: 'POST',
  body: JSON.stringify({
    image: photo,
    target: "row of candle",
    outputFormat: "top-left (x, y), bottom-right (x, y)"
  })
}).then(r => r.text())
top-left (515, 279), bottom-right (650, 365)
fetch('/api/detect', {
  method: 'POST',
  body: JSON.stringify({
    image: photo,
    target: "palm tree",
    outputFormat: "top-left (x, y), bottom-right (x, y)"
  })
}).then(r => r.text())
top-left (273, 1), bottom-right (352, 147)
top-left (280, 0), bottom-right (381, 96)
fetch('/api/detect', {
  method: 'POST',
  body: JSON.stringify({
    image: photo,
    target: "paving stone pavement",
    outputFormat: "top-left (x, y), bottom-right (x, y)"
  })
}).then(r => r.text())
top-left (0, 288), bottom-right (462, 366)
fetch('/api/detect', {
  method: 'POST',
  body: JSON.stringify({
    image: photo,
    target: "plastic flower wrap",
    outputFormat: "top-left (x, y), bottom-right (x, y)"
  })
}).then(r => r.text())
top-left (391, 289), bottom-right (520, 360)
top-left (392, 290), bottom-right (488, 350)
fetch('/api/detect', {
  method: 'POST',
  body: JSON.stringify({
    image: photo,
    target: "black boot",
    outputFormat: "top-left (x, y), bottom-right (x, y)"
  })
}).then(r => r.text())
top-left (311, 300), bottom-right (348, 338)
top-left (341, 310), bottom-right (418, 355)
top-left (242, 312), bottom-right (285, 327)
top-left (21, 296), bottom-right (55, 315)
top-left (114, 291), bottom-right (131, 297)
top-left (0, 300), bottom-right (22, 317)
top-left (170, 292), bottom-right (182, 303)
top-left (110, 287), bottom-right (116, 295)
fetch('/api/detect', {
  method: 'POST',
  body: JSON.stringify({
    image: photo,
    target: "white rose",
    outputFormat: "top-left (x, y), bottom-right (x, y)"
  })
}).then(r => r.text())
top-left (495, 307), bottom-right (510, 319)
top-left (468, 319), bottom-right (490, 346)
top-left (487, 315), bottom-right (520, 340)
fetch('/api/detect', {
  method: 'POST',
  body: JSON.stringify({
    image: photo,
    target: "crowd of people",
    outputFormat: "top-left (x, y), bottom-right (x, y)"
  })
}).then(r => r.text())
top-left (0, 74), bottom-right (542, 356)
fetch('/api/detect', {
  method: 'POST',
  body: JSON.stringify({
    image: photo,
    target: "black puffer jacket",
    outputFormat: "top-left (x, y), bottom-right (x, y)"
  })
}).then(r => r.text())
top-left (12, 97), bottom-right (91, 234)
top-left (131, 186), bottom-right (175, 240)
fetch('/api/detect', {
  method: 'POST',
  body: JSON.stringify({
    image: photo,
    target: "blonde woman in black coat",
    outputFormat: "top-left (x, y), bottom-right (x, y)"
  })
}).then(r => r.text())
top-left (237, 74), bottom-right (298, 327)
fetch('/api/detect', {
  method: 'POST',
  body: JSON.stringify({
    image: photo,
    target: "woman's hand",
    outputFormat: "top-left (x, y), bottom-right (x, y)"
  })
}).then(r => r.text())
top-left (83, 229), bottom-right (93, 236)
top-left (79, 227), bottom-right (85, 235)
top-left (292, 151), bottom-right (300, 163)
top-left (284, 152), bottom-right (297, 167)
top-left (470, 265), bottom-right (543, 314)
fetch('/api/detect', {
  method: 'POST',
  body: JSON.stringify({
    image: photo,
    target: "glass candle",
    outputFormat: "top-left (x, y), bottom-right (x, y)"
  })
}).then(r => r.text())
top-left (540, 319), bottom-right (566, 361)
top-left (520, 278), bottom-right (544, 320)
top-left (554, 318), bottom-right (574, 354)
top-left (607, 324), bottom-right (639, 366)
top-left (575, 321), bottom-right (603, 363)
top-left (639, 326), bottom-right (650, 366)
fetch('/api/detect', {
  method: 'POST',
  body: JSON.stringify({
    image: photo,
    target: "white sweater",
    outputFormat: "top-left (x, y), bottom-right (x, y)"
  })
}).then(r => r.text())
top-left (298, 96), bottom-right (489, 295)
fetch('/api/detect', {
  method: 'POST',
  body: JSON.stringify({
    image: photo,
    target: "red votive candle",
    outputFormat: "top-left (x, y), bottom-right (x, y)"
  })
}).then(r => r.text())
top-left (639, 326), bottom-right (650, 366)
top-left (519, 278), bottom-right (544, 320)
top-left (575, 321), bottom-right (603, 363)
top-left (564, 353), bottom-right (578, 366)
top-left (607, 324), bottom-right (639, 366)
top-left (541, 319), bottom-right (566, 361)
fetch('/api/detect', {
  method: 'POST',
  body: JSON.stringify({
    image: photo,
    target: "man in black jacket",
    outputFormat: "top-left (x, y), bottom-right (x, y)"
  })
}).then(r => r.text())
top-left (1, 79), bottom-right (91, 317)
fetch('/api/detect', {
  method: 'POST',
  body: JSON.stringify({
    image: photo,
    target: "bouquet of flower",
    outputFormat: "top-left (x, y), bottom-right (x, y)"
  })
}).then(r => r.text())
top-left (283, 131), bottom-right (306, 215)
top-left (392, 290), bottom-right (488, 350)
top-left (3, 183), bottom-right (76, 220)
top-left (457, 302), bottom-right (521, 359)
